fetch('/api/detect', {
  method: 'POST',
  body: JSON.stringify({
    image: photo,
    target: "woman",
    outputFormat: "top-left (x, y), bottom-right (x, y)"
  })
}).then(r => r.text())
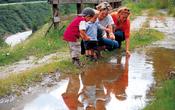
top-left (96, 2), bottom-right (119, 51)
top-left (110, 7), bottom-right (131, 56)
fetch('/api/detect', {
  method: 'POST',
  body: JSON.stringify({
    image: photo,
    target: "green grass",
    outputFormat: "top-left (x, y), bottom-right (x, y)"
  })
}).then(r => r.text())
top-left (144, 79), bottom-right (175, 110)
top-left (0, 59), bottom-right (80, 97)
top-left (129, 29), bottom-right (164, 49)
top-left (0, 21), bottom-right (70, 66)
top-left (123, 0), bottom-right (154, 19)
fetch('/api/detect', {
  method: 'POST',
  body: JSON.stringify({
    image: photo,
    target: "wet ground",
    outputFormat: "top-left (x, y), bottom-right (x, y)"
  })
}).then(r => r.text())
top-left (1, 46), bottom-right (174, 110)
top-left (0, 12), bottom-right (175, 110)
top-left (0, 52), bottom-right (69, 79)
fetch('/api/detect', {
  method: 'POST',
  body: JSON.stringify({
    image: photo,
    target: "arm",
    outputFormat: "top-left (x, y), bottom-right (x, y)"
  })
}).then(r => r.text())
top-left (107, 25), bottom-right (115, 40)
top-left (124, 19), bottom-right (131, 57)
top-left (79, 21), bottom-right (90, 41)
top-left (107, 15), bottom-right (115, 40)
top-left (79, 30), bottom-right (90, 41)
top-left (125, 38), bottom-right (130, 57)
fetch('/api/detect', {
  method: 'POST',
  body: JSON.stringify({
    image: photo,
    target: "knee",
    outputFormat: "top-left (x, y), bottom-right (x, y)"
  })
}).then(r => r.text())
top-left (113, 40), bottom-right (119, 49)
top-left (114, 30), bottom-right (125, 40)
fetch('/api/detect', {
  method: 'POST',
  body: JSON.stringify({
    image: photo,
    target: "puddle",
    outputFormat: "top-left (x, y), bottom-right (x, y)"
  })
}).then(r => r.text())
top-left (5, 30), bottom-right (32, 47)
top-left (0, 51), bottom-right (155, 110)
top-left (0, 79), bottom-right (69, 110)
top-left (146, 47), bottom-right (175, 82)
top-left (3, 46), bottom-right (175, 110)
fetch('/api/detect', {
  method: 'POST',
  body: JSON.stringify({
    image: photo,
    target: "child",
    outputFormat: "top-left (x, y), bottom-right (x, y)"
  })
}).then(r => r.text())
top-left (63, 7), bottom-right (95, 67)
top-left (79, 10), bottom-right (109, 61)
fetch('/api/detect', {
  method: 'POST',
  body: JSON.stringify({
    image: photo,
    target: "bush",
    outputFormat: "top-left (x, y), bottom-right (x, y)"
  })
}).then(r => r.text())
top-left (168, 0), bottom-right (175, 16)
top-left (0, 0), bottom-right (46, 4)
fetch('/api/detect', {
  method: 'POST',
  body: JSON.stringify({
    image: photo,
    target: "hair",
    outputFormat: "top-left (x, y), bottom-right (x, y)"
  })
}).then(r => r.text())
top-left (96, 2), bottom-right (112, 11)
top-left (80, 7), bottom-right (95, 17)
top-left (117, 7), bottom-right (130, 15)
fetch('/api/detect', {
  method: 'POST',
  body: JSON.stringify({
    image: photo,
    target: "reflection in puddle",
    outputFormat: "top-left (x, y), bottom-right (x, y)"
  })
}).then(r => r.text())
top-left (105, 52), bottom-right (154, 110)
top-left (23, 79), bottom-right (69, 110)
top-left (9, 51), bottom-right (154, 110)
top-left (3, 47), bottom-right (175, 110)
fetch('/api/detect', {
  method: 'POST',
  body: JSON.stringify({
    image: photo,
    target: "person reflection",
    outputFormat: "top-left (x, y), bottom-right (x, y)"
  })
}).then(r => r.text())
top-left (78, 67), bottom-right (108, 110)
top-left (61, 75), bottom-right (82, 110)
top-left (104, 55), bottom-right (129, 101)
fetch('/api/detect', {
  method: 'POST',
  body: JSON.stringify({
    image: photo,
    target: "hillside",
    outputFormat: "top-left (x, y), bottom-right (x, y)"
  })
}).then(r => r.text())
top-left (0, 0), bottom-right (46, 4)
top-left (0, 3), bottom-right (51, 38)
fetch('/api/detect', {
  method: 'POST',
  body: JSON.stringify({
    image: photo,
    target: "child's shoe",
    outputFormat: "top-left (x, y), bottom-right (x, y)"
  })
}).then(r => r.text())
top-left (72, 57), bottom-right (81, 67)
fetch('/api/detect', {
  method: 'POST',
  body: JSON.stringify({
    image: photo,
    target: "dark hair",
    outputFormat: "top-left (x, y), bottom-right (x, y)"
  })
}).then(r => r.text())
top-left (80, 7), bottom-right (95, 17)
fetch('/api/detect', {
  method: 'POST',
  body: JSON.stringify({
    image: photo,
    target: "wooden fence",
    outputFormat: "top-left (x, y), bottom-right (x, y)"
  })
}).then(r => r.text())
top-left (48, 0), bottom-right (122, 27)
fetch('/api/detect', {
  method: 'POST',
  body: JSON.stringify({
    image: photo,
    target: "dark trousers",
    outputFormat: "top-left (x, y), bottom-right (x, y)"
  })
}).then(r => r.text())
top-left (97, 29), bottom-right (119, 51)
top-left (114, 30), bottom-right (125, 48)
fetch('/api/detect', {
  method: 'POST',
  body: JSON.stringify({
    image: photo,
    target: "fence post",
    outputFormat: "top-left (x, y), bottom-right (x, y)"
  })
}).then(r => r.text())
top-left (52, 0), bottom-right (60, 28)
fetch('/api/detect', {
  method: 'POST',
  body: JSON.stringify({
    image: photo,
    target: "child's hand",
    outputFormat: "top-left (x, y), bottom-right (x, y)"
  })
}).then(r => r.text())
top-left (105, 28), bottom-right (110, 33)
top-left (109, 33), bottom-right (115, 40)
top-left (102, 35), bottom-right (107, 38)
top-left (85, 36), bottom-right (90, 41)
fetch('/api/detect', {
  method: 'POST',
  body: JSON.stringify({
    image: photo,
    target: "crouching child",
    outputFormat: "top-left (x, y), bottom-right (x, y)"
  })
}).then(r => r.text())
top-left (63, 7), bottom-right (95, 67)
top-left (79, 10), bottom-right (108, 61)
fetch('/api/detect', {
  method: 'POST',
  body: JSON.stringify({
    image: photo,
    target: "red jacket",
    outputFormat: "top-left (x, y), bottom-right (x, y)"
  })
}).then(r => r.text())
top-left (63, 16), bottom-right (85, 42)
top-left (111, 12), bottom-right (130, 39)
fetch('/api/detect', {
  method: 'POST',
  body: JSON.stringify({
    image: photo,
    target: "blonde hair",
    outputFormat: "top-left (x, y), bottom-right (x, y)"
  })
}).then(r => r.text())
top-left (96, 2), bottom-right (112, 11)
top-left (117, 7), bottom-right (130, 15)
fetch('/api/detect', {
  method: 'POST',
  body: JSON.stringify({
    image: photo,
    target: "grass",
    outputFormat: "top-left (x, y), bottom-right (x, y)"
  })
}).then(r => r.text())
top-left (129, 29), bottom-right (164, 49)
top-left (0, 21), bottom-right (70, 66)
top-left (144, 79), bottom-right (175, 110)
top-left (123, 0), bottom-right (154, 20)
top-left (0, 59), bottom-right (80, 97)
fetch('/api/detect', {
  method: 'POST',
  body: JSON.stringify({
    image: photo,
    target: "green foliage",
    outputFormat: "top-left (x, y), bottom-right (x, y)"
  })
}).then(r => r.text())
top-left (0, 3), bottom-right (51, 38)
top-left (168, 0), bottom-right (175, 16)
top-left (124, 0), bottom-right (154, 17)
top-left (144, 79), bottom-right (175, 110)
top-left (154, 0), bottom-right (168, 9)
top-left (124, 0), bottom-right (172, 17)
top-left (59, 4), bottom-right (76, 15)
top-left (0, 21), bottom-right (69, 66)
top-left (0, 37), bottom-right (7, 47)
top-left (0, 0), bottom-right (46, 4)
top-left (129, 29), bottom-right (164, 49)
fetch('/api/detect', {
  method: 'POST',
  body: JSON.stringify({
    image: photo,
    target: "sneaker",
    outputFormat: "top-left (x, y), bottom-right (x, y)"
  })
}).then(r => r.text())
top-left (90, 56), bottom-right (97, 62)
top-left (72, 58), bottom-right (81, 67)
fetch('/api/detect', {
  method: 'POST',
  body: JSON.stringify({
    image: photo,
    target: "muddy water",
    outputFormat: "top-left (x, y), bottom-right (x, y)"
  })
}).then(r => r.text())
top-left (2, 46), bottom-right (174, 110)
top-left (1, 47), bottom-right (174, 110)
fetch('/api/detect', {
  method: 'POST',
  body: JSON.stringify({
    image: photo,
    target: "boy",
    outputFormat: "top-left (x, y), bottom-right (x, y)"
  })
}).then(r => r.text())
top-left (79, 10), bottom-right (109, 61)
top-left (63, 7), bottom-right (95, 67)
